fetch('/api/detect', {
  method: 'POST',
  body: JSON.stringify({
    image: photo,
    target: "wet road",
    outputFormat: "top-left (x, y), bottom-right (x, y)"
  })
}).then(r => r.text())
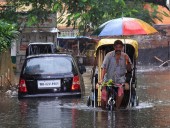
top-left (0, 66), bottom-right (170, 128)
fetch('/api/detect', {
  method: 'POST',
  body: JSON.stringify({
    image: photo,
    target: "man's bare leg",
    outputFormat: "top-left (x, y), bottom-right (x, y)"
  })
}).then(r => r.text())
top-left (116, 94), bottom-right (124, 109)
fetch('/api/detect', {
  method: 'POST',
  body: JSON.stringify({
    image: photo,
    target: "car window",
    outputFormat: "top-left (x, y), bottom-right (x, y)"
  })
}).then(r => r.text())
top-left (26, 44), bottom-right (54, 56)
top-left (23, 56), bottom-right (76, 75)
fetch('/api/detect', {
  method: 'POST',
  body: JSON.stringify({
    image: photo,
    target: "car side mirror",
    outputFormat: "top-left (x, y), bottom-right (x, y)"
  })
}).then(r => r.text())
top-left (79, 65), bottom-right (86, 74)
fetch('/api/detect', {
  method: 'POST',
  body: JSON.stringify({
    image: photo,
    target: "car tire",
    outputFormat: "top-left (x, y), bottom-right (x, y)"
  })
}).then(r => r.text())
top-left (18, 93), bottom-right (24, 99)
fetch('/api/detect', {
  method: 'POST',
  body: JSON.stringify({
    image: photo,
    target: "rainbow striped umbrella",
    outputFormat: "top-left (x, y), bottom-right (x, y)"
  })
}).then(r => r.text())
top-left (92, 17), bottom-right (158, 37)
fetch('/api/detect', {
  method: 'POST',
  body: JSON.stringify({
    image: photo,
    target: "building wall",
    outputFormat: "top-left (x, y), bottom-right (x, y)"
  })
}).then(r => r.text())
top-left (133, 24), bottom-right (170, 65)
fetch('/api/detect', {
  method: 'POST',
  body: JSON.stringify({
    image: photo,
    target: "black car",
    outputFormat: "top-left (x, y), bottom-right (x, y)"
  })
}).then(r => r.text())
top-left (18, 53), bottom-right (86, 99)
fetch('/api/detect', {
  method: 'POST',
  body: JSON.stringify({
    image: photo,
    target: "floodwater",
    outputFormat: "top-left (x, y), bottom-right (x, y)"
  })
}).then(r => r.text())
top-left (0, 66), bottom-right (170, 128)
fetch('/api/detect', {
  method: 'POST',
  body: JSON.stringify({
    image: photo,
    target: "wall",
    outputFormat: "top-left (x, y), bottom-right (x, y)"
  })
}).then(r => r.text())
top-left (134, 24), bottom-right (170, 66)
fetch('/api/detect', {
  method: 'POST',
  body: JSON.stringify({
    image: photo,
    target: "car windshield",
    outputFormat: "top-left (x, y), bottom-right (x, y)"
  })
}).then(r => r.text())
top-left (23, 56), bottom-right (76, 75)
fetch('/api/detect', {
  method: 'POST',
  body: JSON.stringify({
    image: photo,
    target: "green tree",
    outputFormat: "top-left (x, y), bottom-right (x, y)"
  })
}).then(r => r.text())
top-left (5, 0), bottom-right (60, 26)
top-left (144, 0), bottom-right (168, 9)
top-left (60, 0), bottom-right (166, 35)
top-left (1, 0), bottom-right (167, 35)
top-left (0, 20), bottom-right (19, 53)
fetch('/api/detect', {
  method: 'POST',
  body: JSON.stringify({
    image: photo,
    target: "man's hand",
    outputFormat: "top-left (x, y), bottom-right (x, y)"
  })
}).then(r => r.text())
top-left (98, 80), bottom-right (103, 85)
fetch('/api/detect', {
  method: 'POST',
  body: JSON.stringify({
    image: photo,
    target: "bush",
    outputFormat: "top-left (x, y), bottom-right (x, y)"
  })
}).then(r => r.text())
top-left (0, 20), bottom-right (19, 53)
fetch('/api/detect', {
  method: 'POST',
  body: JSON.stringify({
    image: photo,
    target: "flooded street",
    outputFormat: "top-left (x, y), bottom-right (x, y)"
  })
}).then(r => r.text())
top-left (0, 66), bottom-right (170, 128)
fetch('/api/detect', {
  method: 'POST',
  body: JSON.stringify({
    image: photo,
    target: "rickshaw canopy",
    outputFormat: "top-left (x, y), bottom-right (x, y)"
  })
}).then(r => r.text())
top-left (94, 38), bottom-right (138, 58)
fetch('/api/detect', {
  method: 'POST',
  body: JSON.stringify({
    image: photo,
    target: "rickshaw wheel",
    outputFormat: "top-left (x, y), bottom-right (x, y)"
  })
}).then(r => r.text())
top-left (86, 96), bottom-right (91, 107)
top-left (131, 95), bottom-right (139, 107)
top-left (110, 103), bottom-right (114, 111)
top-left (131, 101), bottom-right (134, 107)
top-left (106, 102), bottom-right (115, 111)
top-left (136, 96), bottom-right (139, 106)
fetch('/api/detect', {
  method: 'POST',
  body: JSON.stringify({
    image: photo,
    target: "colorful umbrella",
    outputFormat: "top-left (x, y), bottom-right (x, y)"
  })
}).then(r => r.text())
top-left (92, 17), bottom-right (158, 37)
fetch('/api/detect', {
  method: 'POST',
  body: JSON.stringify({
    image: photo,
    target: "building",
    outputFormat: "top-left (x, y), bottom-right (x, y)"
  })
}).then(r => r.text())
top-left (138, 3), bottom-right (170, 49)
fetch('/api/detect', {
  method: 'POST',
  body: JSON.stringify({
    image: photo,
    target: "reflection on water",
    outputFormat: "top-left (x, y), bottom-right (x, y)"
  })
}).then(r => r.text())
top-left (134, 102), bottom-right (153, 109)
top-left (0, 66), bottom-right (170, 128)
top-left (0, 96), bottom-right (170, 128)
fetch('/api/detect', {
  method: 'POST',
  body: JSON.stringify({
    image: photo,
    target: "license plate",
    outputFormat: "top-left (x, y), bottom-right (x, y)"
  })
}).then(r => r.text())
top-left (38, 80), bottom-right (61, 89)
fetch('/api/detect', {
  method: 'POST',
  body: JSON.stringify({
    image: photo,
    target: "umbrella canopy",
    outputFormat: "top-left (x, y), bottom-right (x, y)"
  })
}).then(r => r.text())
top-left (92, 17), bottom-right (158, 37)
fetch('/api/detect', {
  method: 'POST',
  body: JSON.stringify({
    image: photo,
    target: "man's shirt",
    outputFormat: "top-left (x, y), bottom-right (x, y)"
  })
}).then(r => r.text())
top-left (101, 51), bottom-right (132, 83)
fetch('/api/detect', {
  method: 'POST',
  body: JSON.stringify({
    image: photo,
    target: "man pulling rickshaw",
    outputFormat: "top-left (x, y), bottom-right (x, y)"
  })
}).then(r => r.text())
top-left (87, 38), bottom-right (139, 110)
top-left (98, 40), bottom-right (132, 110)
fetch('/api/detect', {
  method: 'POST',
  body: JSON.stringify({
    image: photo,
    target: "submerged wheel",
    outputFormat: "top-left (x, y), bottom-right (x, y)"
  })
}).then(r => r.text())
top-left (131, 95), bottom-right (139, 107)
top-left (110, 103), bottom-right (113, 111)
top-left (86, 96), bottom-right (91, 107)
top-left (132, 96), bottom-right (139, 107)
top-left (110, 101), bottom-right (115, 111)
top-left (131, 95), bottom-right (135, 107)
top-left (18, 92), bottom-right (24, 100)
top-left (136, 96), bottom-right (139, 106)
top-left (131, 100), bottom-right (134, 107)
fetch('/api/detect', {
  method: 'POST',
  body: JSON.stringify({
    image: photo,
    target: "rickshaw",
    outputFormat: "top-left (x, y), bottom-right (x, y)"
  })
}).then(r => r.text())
top-left (88, 38), bottom-right (139, 110)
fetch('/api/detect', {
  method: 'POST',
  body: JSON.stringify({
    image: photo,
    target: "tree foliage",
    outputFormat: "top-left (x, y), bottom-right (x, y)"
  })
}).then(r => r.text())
top-left (144, 0), bottom-right (169, 9)
top-left (0, 20), bottom-right (19, 53)
top-left (5, 0), bottom-right (60, 26)
top-left (60, 0), bottom-right (166, 35)
top-left (0, 0), bottom-right (167, 35)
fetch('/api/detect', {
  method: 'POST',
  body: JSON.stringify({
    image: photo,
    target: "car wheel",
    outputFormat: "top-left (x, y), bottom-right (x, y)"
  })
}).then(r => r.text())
top-left (18, 93), bottom-right (24, 99)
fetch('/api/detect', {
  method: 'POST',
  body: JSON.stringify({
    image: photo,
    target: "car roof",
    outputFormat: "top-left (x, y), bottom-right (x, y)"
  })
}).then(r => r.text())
top-left (26, 53), bottom-right (73, 59)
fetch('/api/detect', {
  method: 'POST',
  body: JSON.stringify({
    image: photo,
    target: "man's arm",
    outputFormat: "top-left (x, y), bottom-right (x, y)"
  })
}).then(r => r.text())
top-left (98, 52), bottom-right (111, 84)
top-left (125, 54), bottom-right (132, 72)
top-left (99, 68), bottom-right (106, 84)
